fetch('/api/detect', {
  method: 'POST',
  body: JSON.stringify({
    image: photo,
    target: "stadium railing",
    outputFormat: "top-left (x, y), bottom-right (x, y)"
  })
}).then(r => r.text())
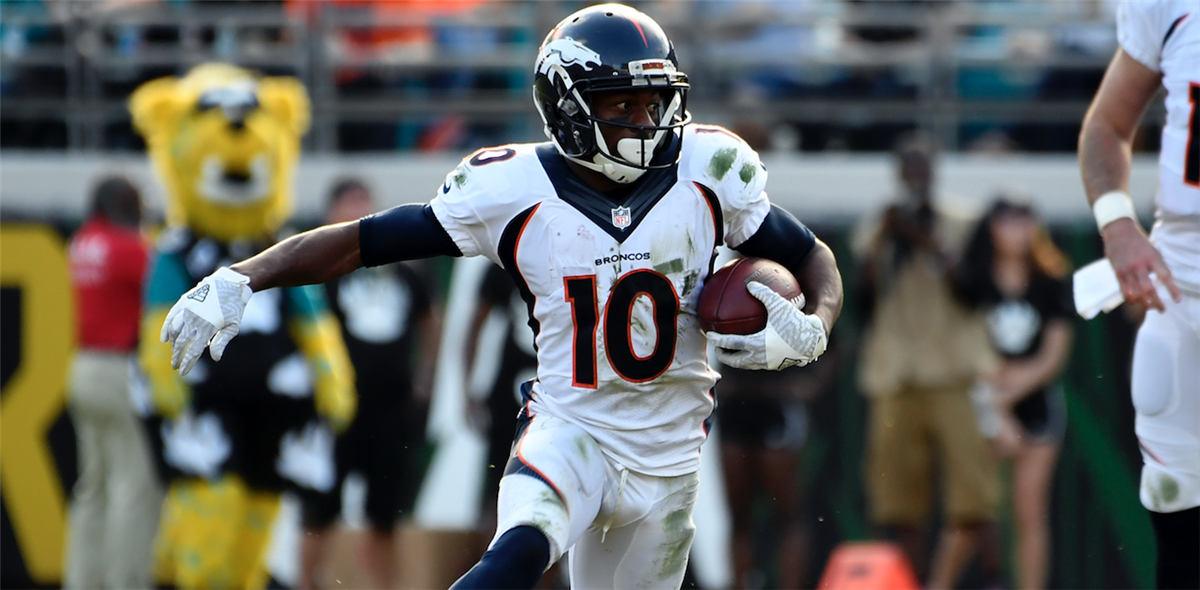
top-left (0, 0), bottom-right (1145, 153)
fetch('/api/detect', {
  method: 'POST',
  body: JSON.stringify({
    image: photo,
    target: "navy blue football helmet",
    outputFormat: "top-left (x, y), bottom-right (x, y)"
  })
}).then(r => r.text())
top-left (533, 4), bottom-right (690, 184)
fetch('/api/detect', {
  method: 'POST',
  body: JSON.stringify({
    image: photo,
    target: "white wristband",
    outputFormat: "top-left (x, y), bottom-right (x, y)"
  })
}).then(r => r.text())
top-left (1092, 190), bottom-right (1136, 232)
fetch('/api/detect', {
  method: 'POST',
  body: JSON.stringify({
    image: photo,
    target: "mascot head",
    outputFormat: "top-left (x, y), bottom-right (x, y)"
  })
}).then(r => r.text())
top-left (130, 63), bottom-right (310, 242)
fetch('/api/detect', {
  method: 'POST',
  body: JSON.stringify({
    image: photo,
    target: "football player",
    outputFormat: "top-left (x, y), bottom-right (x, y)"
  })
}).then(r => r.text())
top-left (158, 4), bottom-right (843, 589)
top-left (1079, 2), bottom-right (1198, 588)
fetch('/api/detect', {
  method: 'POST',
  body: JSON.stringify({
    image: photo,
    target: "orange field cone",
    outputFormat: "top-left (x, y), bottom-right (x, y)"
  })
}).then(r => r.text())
top-left (817, 541), bottom-right (921, 590)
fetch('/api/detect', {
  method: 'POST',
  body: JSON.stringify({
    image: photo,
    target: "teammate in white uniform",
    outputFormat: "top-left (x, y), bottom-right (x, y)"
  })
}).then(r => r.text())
top-left (155, 4), bottom-right (845, 589)
top-left (1079, 2), bottom-right (1199, 588)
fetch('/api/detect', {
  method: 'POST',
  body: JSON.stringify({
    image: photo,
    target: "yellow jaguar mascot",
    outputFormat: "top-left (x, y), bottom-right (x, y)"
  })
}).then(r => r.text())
top-left (131, 63), bottom-right (356, 589)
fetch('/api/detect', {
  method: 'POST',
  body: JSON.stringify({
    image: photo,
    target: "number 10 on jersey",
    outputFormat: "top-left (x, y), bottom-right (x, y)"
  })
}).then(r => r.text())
top-left (565, 270), bottom-right (680, 388)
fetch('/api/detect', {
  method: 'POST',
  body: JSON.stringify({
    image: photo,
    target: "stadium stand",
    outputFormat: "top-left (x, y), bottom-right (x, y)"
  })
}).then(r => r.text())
top-left (0, 0), bottom-right (1159, 154)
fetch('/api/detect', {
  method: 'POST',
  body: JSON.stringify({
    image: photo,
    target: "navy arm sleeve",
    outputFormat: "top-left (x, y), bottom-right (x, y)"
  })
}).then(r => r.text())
top-left (733, 204), bottom-right (817, 271)
top-left (358, 204), bottom-right (463, 268)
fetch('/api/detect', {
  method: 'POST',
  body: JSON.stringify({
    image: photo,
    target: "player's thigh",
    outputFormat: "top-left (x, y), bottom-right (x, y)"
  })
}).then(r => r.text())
top-left (1131, 304), bottom-right (1184, 417)
top-left (1133, 295), bottom-right (1200, 512)
top-left (932, 388), bottom-right (999, 524)
top-left (494, 413), bottom-right (607, 564)
top-left (570, 472), bottom-right (699, 590)
top-left (866, 393), bottom-right (932, 526)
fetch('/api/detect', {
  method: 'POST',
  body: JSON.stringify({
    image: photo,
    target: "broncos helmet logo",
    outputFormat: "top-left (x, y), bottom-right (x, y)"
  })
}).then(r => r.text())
top-left (537, 37), bottom-right (602, 77)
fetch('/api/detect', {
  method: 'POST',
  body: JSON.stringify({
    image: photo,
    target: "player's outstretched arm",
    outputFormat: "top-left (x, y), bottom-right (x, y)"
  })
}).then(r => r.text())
top-left (1079, 48), bottom-right (1181, 311)
top-left (161, 203), bottom-right (463, 375)
top-left (232, 221), bottom-right (362, 291)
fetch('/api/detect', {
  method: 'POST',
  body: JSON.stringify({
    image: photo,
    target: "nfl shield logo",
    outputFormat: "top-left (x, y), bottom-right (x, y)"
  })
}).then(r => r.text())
top-left (611, 206), bottom-right (632, 230)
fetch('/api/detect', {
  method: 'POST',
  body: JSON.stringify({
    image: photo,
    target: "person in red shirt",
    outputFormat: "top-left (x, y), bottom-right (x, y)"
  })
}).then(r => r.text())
top-left (63, 175), bottom-right (163, 590)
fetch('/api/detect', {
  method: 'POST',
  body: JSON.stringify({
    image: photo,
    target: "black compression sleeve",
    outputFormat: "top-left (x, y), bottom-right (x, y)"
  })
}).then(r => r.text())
top-left (358, 204), bottom-right (463, 267)
top-left (734, 204), bottom-right (817, 271)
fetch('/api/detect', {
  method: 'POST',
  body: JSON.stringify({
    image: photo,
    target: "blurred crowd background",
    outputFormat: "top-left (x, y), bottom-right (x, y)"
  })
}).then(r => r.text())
top-left (0, 0), bottom-right (1150, 153)
top-left (0, 1), bottom-right (1164, 589)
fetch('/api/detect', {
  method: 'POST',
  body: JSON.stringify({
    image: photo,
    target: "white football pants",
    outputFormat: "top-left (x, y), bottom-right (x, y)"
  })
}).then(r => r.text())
top-left (1131, 286), bottom-right (1200, 513)
top-left (492, 412), bottom-right (699, 590)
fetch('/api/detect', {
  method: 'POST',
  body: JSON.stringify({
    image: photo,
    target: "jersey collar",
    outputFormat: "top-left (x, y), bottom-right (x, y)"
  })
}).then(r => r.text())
top-left (536, 134), bottom-right (680, 244)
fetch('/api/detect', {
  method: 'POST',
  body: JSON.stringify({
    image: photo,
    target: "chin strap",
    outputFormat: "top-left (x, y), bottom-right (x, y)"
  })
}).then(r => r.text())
top-left (570, 152), bottom-right (647, 184)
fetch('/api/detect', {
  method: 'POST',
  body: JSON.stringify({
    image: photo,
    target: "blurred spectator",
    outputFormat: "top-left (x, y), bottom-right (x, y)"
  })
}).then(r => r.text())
top-left (297, 179), bottom-right (438, 590)
top-left (956, 198), bottom-right (1074, 590)
top-left (464, 263), bottom-right (536, 526)
top-left (63, 175), bottom-right (162, 590)
top-left (463, 264), bottom-right (569, 589)
top-left (716, 339), bottom-right (838, 590)
top-left (853, 132), bottom-right (1000, 589)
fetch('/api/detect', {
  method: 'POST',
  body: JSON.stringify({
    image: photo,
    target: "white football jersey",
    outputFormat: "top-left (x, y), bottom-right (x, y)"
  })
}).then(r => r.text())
top-left (1118, 1), bottom-right (1200, 290)
top-left (1120, 0), bottom-right (1200, 215)
top-left (431, 125), bottom-right (772, 476)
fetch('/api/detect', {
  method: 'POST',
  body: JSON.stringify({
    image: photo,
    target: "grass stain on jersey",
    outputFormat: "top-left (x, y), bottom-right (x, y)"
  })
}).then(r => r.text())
top-left (681, 271), bottom-right (699, 300)
top-left (706, 148), bottom-right (737, 181)
top-left (653, 258), bottom-right (684, 275)
top-left (739, 162), bottom-right (757, 184)
top-left (453, 168), bottom-right (468, 188)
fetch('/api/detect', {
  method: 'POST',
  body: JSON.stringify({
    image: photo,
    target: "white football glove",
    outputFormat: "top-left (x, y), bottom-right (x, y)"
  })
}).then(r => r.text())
top-left (160, 266), bottom-right (253, 376)
top-left (706, 281), bottom-right (827, 371)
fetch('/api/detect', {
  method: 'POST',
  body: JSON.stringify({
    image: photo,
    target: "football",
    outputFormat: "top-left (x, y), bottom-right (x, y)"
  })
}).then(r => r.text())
top-left (697, 257), bottom-right (802, 334)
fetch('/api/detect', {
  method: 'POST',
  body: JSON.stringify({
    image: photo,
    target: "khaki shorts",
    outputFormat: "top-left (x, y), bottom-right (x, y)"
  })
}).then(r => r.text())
top-left (865, 384), bottom-right (998, 527)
